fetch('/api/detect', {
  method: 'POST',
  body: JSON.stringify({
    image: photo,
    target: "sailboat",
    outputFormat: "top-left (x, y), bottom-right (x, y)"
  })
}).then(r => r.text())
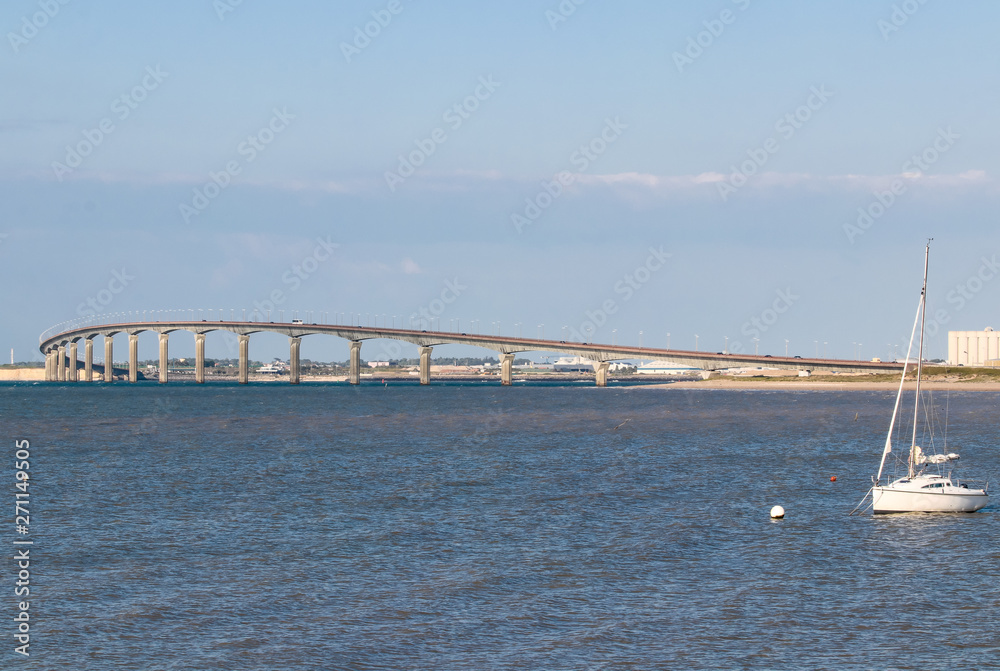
top-left (868, 241), bottom-right (989, 514)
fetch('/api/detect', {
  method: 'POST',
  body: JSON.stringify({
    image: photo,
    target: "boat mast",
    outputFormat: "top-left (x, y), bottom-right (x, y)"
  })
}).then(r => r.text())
top-left (877, 293), bottom-right (922, 484)
top-left (908, 239), bottom-right (932, 478)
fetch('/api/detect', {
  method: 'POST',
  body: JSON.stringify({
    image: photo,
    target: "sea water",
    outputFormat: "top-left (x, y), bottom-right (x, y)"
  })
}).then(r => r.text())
top-left (4, 382), bottom-right (999, 669)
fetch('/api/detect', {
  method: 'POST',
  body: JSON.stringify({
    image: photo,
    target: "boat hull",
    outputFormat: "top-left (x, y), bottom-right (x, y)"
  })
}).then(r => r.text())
top-left (872, 485), bottom-right (988, 514)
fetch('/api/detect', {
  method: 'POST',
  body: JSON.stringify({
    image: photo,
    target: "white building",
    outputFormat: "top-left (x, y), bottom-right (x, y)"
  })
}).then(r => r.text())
top-left (635, 360), bottom-right (701, 375)
top-left (552, 356), bottom-right (595, 372)
top-left (948, 328), bottom-right (1000, 366)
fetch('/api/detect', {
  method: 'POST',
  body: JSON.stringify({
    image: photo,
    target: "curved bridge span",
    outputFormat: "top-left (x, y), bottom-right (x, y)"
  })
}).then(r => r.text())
top-left (39, 318), bottom-right (903, 386)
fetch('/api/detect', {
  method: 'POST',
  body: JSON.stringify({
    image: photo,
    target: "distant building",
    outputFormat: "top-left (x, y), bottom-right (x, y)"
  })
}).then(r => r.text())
top-left (948, 328), bottom-right (1000, 366)
top-left (258, 359), bottom-right (289, 374)
top-left (552, 356), bottom-right (595, 372)
top-left (635, 360), bottom-right (701, 375)
top-left (368, 361), bottom-right (391, 368)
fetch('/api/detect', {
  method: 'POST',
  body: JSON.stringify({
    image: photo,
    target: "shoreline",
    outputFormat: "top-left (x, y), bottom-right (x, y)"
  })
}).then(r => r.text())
top-left (6, 367), bottom-right (1000, 390)
top-left (644, 379), bottom-right (1000, 391)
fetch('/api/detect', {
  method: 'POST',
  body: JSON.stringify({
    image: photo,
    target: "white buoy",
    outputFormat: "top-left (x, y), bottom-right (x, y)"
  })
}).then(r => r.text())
top-left (770, 505), bottom-right (785, 519)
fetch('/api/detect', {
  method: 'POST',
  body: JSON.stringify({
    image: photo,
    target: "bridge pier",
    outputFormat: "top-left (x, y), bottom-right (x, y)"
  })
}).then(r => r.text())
top-left (129, 334), bottom-right (139, 383)
top-left (349, 341), bottom-right (361, 385)
top-left (595, 361), bottom-right (609, 387)
top-left (500, 352), bottom-right (514, 386)
top-left (68, 342), bottom-right (78, 382)
top-left (158, 333), bottom-right (169, 384)
top-left (238, 334), bottom-right (249, 384)
top-left (57, 345), bottom-right (65, 381)
top-left (420, 346), bottom-right (432, 385)
top-left (289, 337), bottom-right (300, 384)
top-left (44, 350), bottom-right (52, 381)
top-left (103, 337), bottom-right (114, 382)
top-left (84, 339), bottom-right (93, 382)
top-left (195, 333), bottom-right (206, 384)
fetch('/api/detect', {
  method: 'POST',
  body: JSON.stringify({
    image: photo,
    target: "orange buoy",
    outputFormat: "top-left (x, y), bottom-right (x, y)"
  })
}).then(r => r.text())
top-left (830, 476), bottom-right (837, 482)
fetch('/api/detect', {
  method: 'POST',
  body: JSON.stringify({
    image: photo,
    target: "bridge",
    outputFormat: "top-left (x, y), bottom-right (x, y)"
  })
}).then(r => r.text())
top-left (38, 313), bottom-right (904, 386)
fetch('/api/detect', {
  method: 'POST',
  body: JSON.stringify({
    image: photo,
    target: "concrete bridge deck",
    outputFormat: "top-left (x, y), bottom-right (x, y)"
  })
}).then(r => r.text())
top-left (39, 318), bottom-right (904, 386)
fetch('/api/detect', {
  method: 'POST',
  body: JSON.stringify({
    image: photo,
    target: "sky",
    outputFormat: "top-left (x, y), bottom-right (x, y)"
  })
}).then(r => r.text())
top-left (3, 0), bottom-right (1000, 365)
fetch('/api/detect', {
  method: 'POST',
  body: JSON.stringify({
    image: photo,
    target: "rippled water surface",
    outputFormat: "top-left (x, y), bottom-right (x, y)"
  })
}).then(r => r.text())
top-left (5, 382), bottom-right (1000, 669)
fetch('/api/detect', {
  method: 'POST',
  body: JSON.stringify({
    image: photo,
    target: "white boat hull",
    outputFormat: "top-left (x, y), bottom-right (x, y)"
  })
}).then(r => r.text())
top-left (873, 482), bottom-right (988, 514)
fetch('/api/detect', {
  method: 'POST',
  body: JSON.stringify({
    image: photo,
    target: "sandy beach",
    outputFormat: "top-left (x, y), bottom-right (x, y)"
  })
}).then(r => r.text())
top-left (644, 379), bottom-right (1000, 391)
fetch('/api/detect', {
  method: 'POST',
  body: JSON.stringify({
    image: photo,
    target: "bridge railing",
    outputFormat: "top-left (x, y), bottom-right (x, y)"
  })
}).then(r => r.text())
top-left (37, 308), bottom-right (391, 346)
top-left (39, 307), bottom-right (483, 347)
top-left (38, 310), bottom-right (215, 345)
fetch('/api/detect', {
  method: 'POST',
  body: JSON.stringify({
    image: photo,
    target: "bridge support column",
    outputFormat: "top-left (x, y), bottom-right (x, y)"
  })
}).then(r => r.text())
top-left (48, 349), bottom-right (57, 381)
top-left (84, 339), bottom-right (93, 382)
top-left (195, 333), bottom-right (205, 384)
top-left (419, 346), bottom-right (432, 385)
top-left (349, 341), bottom-right (361, 385)
top-left (129, 334), bottom-right (139, 383)
top-left (158, 333), bottom-right (169, 384)
top-left (57, 346), bottom-right (65, 381)
top-left (595, 361), bottom-right (610, 387)
top-left (44, 351), bottom-right (52, 381)
top-left (68, 342), bottom-right (78, 382)
top-left (500, 352), bottom-right (514, 386)
top-left (289, 337), bottom-right (300, 384)
top-left (103, 337), bottom-right (114, 382)
top-left (238, 334), bottom-right (249, 384)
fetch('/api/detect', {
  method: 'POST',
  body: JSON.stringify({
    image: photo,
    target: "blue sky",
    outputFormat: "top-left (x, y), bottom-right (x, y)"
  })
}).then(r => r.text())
top-left (4, 0), bottom-right (999, 364)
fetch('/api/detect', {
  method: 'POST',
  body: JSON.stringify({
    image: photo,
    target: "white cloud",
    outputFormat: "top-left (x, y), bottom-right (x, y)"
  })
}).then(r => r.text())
top-left (401, 258), bottom-right (422, 274)
top-left (572, 169), bottom-right (997, 197)
top-left (13, 167), bottom-right (997, 201)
